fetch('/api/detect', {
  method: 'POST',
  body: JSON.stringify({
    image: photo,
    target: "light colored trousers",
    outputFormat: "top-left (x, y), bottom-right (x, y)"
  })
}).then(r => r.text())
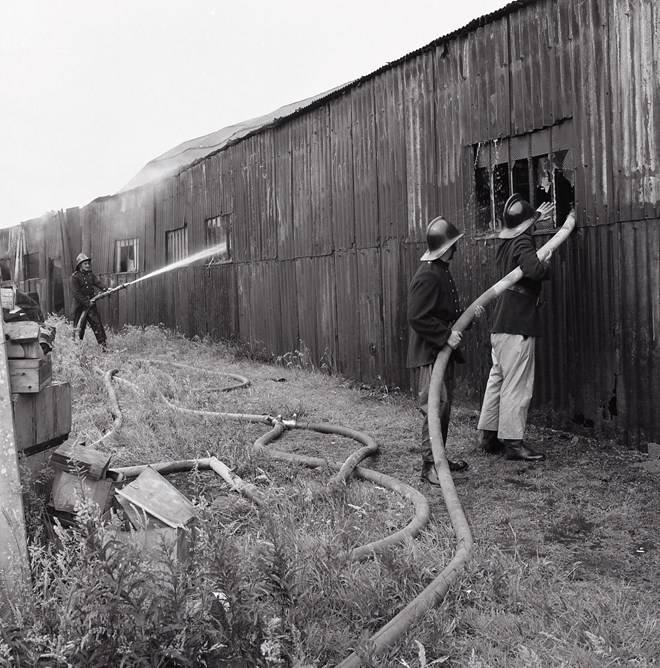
top-left (477, 333), bottom-right (536, 440)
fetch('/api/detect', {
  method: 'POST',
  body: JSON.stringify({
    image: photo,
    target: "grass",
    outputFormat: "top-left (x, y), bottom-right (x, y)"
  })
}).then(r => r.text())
top-left (6, 316), bottom-right (659, 667)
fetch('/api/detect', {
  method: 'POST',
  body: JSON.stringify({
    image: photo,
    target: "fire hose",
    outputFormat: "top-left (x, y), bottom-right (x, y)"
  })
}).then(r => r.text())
top-left (89, 211), bottom-right (576, 663)
top-left (336, 210), bottom-right (577, 667)
top-left (106, 364), bottom-right (432, 564)
top-left (72, 281), bottom-right (131, 340)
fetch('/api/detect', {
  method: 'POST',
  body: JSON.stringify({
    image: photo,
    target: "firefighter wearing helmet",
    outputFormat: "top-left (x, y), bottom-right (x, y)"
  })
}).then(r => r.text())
top-left (70, 253), bottom-right (109, 351)
top-left (476, 194), bottom-right (557, 461)
top-left (406, 216), bottom-right (483, 484)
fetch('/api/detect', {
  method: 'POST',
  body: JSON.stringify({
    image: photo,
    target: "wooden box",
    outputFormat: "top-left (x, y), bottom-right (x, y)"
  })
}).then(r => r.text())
top-left (51, 442), bottom-right (111, 480)
top-left (9, 356), bottom-right (52, 393)
top-left (50, 470), bottom-right (116, 514)
top-left (13, 381), bottom-right (71, 456)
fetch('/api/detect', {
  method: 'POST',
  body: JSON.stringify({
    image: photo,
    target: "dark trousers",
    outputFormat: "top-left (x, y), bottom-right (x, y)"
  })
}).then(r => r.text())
top-left (73, 303), bottom-right (106, 345)
top-left (416, 361), bottom-right (455, 464)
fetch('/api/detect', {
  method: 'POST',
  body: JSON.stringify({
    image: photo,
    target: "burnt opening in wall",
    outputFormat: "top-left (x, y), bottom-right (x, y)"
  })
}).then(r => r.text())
top-left (607, 377), bottom-right (618, 417)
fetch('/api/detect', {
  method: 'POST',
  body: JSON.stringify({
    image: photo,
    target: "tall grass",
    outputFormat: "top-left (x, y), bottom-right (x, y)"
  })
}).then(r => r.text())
top-left (3, 318), bottom-right (658, 667)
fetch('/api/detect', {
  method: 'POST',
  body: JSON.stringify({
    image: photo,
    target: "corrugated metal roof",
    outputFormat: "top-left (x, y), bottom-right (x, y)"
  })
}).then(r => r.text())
top-left (121, 1), bottom-right (537, 193)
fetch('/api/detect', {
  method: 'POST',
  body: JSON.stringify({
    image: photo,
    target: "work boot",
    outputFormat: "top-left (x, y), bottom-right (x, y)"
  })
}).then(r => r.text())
top-left (448, 459), bottom-right (469, 472)
top-left (420, 462), bottom-right (441, 486)
top-left (503, 439), bottom-right (546, 461)
top-left (480, 429), bottom-right (504, 454)
top-left (100, 343), bottom-right (108, 353)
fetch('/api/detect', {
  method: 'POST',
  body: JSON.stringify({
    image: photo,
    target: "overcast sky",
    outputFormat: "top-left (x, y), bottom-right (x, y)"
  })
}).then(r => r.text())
top-left (0, 0), bottom-right (511, 228)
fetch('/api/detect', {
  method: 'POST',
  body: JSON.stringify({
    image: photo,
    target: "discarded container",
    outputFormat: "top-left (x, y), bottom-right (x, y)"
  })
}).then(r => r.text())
top-left (51, 442), bottom-right (111, 480)
top-left (115, 466), bottom-right (198, 562)
top-left (48, 443), bottom-right (117, 523)
top-left (50, 471), bottom-right (115, 515)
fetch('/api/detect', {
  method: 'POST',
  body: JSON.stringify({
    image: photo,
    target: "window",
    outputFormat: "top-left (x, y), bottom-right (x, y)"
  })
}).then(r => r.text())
top-left (166, 225), bottom-right (188, 264)
top-left (473, 120), bottom-right (575, 233)
top-left (23, 252), bottom-right (40, 280)
top-left (115, 238), bottom-right (139, 273)
top-left (205, 214), bottom-right (231, 264)
top-left (0, 259), bottom-right (12, 281)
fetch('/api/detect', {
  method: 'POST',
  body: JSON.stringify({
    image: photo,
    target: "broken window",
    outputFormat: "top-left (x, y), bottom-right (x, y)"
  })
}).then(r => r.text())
top-left (115, 238), bottom-right (139, 273)
top-left (205, 214), bottom-right (232, 265)
top-left (166, 226), bottom-right (188, 264)
top-left (473, 120), bottom-right (575, 233)
top-left (23, 252), bottom-right (40, 280)
top-left (0, 259), bottom-right (12, 281)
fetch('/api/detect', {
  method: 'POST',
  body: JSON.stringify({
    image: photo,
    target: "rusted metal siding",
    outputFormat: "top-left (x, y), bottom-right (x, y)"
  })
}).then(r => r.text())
top-left (309, 107), bottom-right (333, 257)
top-left (352, 81), bottom-right (379, 250)
top-left (374, 68), bottom-right (407, 243)
top-left (10, 0), bottom-right (659, 448)
top-left (274, 125), bottom-right (295, 260)
top-left (404, 51), bottom-right (438, 241)
top-left (335, 250), bottom-right (360, 376)
top-left (329, 94), bottom-right (355, 251)
top-left (609, 0), bottom-right (660, 222)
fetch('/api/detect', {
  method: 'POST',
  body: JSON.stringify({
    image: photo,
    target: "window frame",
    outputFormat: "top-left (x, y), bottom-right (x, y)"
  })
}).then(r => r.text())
top-left (115, 238), bottom-right (139, 273)
top-left (166, 225), bottom-right (189, 264)
top-left (204, 214), bottom-right (232, 265)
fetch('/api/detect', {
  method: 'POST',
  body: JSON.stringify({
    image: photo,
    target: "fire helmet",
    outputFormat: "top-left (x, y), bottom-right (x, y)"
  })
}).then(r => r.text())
top-left (420, 216), bottom-right (464, 261)
top-left (75, 253), bottom-right (91, 269)
top-left (499, 194), bottom-right (539, 239)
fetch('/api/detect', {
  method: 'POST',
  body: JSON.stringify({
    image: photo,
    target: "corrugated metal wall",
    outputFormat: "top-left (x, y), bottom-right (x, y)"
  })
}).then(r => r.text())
top-left (6, 0), bottom-right (658, 448)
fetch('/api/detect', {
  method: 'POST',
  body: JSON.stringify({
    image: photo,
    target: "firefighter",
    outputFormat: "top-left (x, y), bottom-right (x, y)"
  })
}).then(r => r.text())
top-left (70, 253), bottom-right (108, 351)
top-left (477, 195), bottom-right (555, 461)
top-left (406, 216), bottom-right (483, 485)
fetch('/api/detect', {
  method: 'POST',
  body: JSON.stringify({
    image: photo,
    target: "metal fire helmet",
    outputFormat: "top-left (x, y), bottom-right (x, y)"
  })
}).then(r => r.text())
top-left (499, 194), bottom-right (538, 239)
top-left (75, 253), bottom-right (91, 268)
top-left (420, 216), bottom-right (464, 261)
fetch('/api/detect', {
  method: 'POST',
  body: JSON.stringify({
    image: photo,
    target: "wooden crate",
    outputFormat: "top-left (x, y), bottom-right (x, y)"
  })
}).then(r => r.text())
top-left (50, 470), bottom-right (116, 514)
top-left (13, 381), bottom-right (71, 456)
top-left (51, 442), bottom-right (111, 480)
top-left (9, 356), bottom-right (52, 393)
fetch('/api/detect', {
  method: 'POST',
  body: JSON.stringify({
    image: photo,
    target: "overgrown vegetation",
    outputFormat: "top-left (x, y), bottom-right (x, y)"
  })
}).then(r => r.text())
top-left (5, 317), bottom-right (659, 667)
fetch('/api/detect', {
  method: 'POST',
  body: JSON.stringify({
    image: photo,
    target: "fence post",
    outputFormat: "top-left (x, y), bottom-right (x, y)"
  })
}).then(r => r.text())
top-left (0, 313), bottom-right (29, 614)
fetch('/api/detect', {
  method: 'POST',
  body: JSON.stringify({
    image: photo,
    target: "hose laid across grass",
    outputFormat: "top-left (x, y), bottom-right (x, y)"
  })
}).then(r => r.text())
top-left (108, 362), bottom-right (432, 563)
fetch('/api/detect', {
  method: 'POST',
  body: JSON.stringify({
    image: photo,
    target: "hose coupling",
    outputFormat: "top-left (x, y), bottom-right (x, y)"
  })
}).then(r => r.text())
top-left (267, 414), bottom-right (297, 429)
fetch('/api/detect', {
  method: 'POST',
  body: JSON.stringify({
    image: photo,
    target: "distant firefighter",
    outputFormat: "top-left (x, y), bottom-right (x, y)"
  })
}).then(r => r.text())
top-left (70, 253), bottom-right (108, 352)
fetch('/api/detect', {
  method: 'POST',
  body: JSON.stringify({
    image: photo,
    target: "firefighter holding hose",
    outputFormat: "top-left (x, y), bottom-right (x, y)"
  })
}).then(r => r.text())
top-left (477, 195), bottom-right (557, 461)
top-left (70, 253), bottom-right (109, 352)
top-left (407, 216), bottom-right (484, 485)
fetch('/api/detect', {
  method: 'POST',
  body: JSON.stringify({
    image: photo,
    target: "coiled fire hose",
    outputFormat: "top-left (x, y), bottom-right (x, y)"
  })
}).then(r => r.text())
top-left (107, 364), bottom-right (432, 564)
top-left (336, 210), bottom-right (577, 667)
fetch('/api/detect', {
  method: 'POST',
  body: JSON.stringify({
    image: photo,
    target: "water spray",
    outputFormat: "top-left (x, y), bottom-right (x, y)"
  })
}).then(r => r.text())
top-left (72, 242), bottom-right (228, 340)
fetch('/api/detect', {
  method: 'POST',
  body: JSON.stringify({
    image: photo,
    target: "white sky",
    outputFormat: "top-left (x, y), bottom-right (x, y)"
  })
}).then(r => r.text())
top-left (0, 0), bottom-right (511, 228)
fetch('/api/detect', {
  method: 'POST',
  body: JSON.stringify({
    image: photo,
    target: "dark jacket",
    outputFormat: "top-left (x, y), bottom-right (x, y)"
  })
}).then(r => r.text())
top-left (70, 269), bottom-right (105, 308)
top-left (491, 231), bottom-right (551, 337)
top-left (406, 259), bottom-right (465, 368)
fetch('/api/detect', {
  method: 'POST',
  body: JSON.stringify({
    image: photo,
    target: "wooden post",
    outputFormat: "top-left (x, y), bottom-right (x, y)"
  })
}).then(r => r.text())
top-left (0, 314), bottom-right (29, 610)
